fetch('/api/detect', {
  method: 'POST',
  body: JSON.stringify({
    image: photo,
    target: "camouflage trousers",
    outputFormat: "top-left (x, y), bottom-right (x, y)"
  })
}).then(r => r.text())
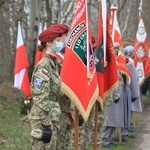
top-left (30, 119), bottom-right (51, 150)
top-left (98, 94), bottom-right (113, 147)
top-left (69, 108), bottom-right (95, 150)
top-left (80, 106), bottom-right (95, 150)
top-left (30, 119), bottom-right (60, 150)
top-left (56, 112), bottom-right (71, 150)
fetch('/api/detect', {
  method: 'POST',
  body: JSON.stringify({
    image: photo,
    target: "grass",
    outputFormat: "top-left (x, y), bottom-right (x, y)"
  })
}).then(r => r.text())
top-left (0, 94), bottom-right (31, 150)
top-left (0, 93), bottom-right (149, 150)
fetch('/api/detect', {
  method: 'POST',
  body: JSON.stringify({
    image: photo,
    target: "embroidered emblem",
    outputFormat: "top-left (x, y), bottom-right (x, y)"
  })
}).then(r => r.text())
top-left (34, 78), bottom-right (42, 89)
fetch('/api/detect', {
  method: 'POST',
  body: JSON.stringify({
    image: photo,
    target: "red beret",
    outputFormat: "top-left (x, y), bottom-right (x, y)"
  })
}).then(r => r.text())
top-left (51, 24), bottom-right (69, 34)
top-left (38, 26), bottom-right (62, 42)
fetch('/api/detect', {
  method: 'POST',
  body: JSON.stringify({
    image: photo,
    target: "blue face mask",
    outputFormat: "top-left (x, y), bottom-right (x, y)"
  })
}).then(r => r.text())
top-left (53, 41), bottom-right (64, 53)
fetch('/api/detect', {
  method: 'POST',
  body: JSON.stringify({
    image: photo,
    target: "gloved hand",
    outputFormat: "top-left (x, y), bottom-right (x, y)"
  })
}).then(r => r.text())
top-left (42, 124), bottom-right (52, 143)
top-left (131, 97), bottom-right (137, 102)
top-left (79, 115), bottom-right (84, 126)
top-left (114, 98), bottom-right (120, 103)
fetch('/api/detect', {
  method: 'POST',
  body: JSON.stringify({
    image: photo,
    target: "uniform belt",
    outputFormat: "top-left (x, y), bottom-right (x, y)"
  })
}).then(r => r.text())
top-left (49, 95), bottom-right (58, 101)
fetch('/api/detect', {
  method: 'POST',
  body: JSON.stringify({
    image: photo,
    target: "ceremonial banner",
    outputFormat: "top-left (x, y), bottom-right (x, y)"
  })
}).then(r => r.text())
top-left (95, 0), bottom-right (118, 100)
top-left (134, 18), bottom-right (150, 86)
top-left (60, 0), bottom-right (99, 121)
top-left (104, 18), bottom-right (119, 98)
top-left (95, 9), bottom-right (104, 101)
top-left (14, 22), bottom-right (31, 98)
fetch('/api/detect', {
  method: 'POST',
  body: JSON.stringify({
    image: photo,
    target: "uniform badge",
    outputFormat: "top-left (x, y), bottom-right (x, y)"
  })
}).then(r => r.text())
top-left (34, 78), bottom-right (42, 89)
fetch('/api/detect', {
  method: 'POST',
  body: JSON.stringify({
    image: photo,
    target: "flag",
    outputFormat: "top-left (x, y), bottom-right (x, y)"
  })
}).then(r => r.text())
top-left (134, 18), bottom-right (150, 86)
top-left (95, 6), bottom-right (104, 101)
top-left (110, 5), bottom-right (131, 78)
top-left (104, 17), bottom-right (119, 98)
top-left (43, 22), bottom-right (47, 31)
top-left (14, 22), bottom-right (31, 98)
top-left (110, 6), bottom-right (123, 49)
top-left (95, 0), bottom-right (118, 100)
top-left (60, 0), bottom-right (99, 121)
top-left (34, 23), bottom-right (44, 66)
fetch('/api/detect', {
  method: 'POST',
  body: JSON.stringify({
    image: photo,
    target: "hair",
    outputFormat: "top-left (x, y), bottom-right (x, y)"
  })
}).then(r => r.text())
top-left (37, 42), bottom-right (46, 51)
top-left (122, 38), bottom-right (134, 48)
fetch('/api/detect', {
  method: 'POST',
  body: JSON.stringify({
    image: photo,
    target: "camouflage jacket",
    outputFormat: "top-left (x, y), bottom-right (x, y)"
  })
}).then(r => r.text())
top-left (29, 54), bottom-right (61, 121)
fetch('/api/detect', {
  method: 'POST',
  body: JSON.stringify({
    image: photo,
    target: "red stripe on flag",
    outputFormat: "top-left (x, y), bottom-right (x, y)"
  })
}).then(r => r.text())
top-left (14, 45), bottom-right (29, 74)
top-left (68, 113), bottom-right (74, 123)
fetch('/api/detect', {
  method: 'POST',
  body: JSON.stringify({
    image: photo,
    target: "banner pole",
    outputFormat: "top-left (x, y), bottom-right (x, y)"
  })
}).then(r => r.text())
top-left (132, 111), bottom-right (136, 127)
top-left (93, 101), bottom-right (99, 150)
top-left (74, 107), bottom-right (79, 150)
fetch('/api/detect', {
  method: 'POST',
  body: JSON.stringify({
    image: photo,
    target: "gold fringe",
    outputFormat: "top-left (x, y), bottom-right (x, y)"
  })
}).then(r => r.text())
top-left (61, 82), bottom-right (99, 122)
top-left (139, 73), bottom-right (150, 87)
top-left (104, 80), bottom-right (119, 100)
top-left (97, 96), bottom-right (103, 111)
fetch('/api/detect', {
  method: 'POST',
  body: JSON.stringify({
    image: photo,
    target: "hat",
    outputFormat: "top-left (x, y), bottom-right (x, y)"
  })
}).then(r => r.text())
top-left (114, 42), bottom-right (120, 49)
top-left (123, 45), bottom-right (134, 55)
top-left (51, 24), bottom-right (69, 34)
top-left (38, 26), bottom-right (62, 42)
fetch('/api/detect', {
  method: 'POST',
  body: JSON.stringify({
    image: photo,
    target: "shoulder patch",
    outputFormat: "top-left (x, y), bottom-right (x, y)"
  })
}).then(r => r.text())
top-left (34, 78), bottom-right (43, 89)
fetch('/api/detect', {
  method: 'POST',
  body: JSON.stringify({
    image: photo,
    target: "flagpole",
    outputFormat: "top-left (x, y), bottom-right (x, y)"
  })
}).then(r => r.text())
top-left (74, 107), bottom-right (79, 150)
top-left (110, 6), bottom-right (118, 45)
top-left (133, 0), bottom-right (143, 128)
top-left (93, 101), bottom-right (99, 150)
top-left (93, 1), bottom-right (102, 149)
top-left (139, 0), bottom-right (143, 18)
top-left (85, 0), bottom-right (91, 78)
top-left (101, 0), bottom-right (107, 63)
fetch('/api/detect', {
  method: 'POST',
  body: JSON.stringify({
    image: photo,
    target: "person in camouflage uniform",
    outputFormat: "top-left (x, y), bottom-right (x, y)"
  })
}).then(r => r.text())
top-left (52, 24), bottom-right (73, 150)
top-left (29, 25), bottom-right (64, 150)
top-left (97, 93), bottom-right (113, 148)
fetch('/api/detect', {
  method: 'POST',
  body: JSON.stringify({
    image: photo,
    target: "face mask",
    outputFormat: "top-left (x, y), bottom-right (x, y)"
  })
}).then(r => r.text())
top-left (53, 41), bottom-right (64, 53)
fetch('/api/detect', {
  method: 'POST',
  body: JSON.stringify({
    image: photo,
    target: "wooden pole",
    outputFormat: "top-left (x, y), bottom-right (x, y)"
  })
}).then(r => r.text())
top-left (117, 128), bottom-right (122, 142)
top-left (132, 111), bottom-right (136, 127)
top-left (93, 101), bottom-right (99, 150)
top-left (74, 107), bottom-right (79, 150)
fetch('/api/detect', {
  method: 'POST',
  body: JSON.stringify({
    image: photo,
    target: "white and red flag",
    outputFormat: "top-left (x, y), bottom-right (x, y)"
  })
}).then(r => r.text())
top-left (34, 23), bottom-right (44, 66)
top-left (110, 6), bottom-right (123, 49)
top-left (110, 5), bottom-right (131, 78)
top-left (134, 17), bottom-right (150, 86)
top-left (14, 22), bottom-right (31, 98)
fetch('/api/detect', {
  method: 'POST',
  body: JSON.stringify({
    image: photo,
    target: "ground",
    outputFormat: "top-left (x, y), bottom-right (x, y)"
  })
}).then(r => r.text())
top-left (0, 82), bottom-right (150, 150)
top-left (132, 100), bottom-right (150, 150)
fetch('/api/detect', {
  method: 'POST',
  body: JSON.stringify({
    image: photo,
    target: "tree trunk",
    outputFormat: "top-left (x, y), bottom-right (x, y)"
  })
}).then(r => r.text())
top-left (26, 0), bottom-right (39, 78)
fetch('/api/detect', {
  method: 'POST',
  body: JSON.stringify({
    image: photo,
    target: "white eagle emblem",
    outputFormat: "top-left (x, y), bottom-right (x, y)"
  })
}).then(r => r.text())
top-left (137, 46), bottom-right (145, 58)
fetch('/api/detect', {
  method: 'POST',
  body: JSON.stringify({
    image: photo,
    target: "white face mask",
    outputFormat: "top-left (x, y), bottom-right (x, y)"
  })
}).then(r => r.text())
top-left (53, 41), bottom-right (64, 53)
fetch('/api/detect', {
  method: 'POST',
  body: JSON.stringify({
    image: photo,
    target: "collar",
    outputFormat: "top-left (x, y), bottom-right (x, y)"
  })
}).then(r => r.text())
top-left (46, 54), bottom-right (57, 65)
